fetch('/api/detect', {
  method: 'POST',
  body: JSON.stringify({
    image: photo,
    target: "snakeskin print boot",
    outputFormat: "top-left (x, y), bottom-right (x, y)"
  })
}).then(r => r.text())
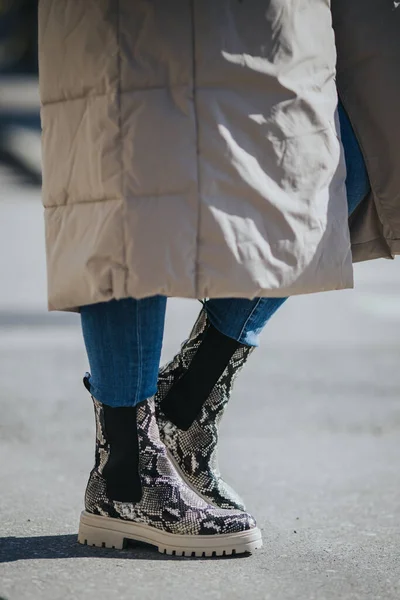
top-left (78, 393), bottom-right (262, 556)
top-left (155, 308), bottom-right (254, 512)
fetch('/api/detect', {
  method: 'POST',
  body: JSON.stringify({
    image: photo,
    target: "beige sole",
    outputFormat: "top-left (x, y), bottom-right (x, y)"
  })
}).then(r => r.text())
top-left (78, 511), bottom-right (262, 557)
top-left (166, 448), bottom-right (245, 511)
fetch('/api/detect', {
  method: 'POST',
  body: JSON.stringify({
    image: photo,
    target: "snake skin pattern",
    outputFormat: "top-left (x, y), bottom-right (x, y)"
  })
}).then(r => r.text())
top-left (85, 396), bottom-right (256, 536)
top-left (155, 308), bottom-right (254, 511)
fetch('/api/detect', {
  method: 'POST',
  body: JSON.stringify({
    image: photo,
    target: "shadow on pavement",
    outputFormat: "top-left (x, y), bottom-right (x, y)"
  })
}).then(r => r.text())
top-left (0, 534), bottom-right (248, 563)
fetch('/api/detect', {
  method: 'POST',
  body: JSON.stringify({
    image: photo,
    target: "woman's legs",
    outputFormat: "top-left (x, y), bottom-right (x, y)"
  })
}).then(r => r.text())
top-left (79, 295), bottom-right (260, 555)
top-left (80, 296), bottom-right (167, 407)
top-left (79, 99), bottom-right (371, 525)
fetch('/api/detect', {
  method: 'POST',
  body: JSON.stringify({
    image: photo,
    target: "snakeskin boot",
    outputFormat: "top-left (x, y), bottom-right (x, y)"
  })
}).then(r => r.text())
top-left (155, 308), bottom-right (254, 512)
top-left (78, 393), bottom-right (262, 556)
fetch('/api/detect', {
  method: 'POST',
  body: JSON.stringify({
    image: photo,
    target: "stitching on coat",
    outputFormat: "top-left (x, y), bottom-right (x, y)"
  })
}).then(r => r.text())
top-left (116, 0), bottom-right (128, 298)
top-left (191, 0), bottom-right (202, 298)
top-left (44, 192), bottom-right (189, 209)
top-left (41, 85), bottom-right (187, 107)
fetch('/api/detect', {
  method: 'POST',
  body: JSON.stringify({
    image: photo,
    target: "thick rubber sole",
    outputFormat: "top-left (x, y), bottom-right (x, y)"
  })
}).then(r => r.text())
top-left (166, 448), bottom-right (246, 511)
top-left (78, 511), bottom-right (262, 557)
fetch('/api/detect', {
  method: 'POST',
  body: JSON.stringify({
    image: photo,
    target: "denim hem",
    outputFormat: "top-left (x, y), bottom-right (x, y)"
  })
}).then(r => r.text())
top-left (86, 377), bottom-right (156, 408)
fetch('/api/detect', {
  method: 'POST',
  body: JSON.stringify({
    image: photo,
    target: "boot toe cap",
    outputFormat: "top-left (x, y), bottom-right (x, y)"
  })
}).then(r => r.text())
top-left (203, 509), bottom-right (257, 535)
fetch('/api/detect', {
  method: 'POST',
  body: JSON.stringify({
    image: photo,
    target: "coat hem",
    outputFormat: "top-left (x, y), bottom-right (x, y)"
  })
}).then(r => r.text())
top-left (48, 280), bottom-right (355, 313)
top-left (351, 238), bottom-right (397, 263)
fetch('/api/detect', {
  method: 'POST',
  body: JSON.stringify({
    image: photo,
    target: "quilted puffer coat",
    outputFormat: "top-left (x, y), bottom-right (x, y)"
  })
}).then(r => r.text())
top-left (39, 1), bottom-right (400, 310)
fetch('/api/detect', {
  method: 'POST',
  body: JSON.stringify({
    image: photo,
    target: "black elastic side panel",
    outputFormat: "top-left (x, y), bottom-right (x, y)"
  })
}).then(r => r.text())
top-left (102, 404), bottom-right (142, 502)
top-left (161, 324), bottom-right (244, 431)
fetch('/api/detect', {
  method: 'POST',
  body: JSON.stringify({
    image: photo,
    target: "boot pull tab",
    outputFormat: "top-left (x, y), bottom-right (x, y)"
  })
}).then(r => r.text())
top-left (83, 373), bottom-right (91, 393)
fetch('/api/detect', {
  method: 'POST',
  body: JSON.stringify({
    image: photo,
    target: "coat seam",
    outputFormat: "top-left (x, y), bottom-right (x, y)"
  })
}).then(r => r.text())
top-left (352, 238), bottom-right (400, 247)
top-left (42, 83), bottom-right (304, 108)
top-left (43, 192), bottom-right (190, 209)
top-left (191, 0), bottom-right (202, 299)
top-left (116, 0), bottom-right (128, 299)
top-left (41, 85), bottom-right (189, 107)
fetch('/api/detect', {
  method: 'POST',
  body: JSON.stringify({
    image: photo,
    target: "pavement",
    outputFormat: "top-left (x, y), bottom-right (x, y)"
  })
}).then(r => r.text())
top-left (0, 172), bottom-right (400, 600)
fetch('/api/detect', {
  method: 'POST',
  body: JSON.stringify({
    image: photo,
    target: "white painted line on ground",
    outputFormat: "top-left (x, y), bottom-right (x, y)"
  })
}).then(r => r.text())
top-left (4, 126), bottom-right (42, 176)
top-left (0, 77), bottom-right (40, 111)
top-left (0, 327), bottom-right (82, 349)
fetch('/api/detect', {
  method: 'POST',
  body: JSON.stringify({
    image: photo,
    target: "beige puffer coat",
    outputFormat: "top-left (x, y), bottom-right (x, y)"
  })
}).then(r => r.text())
top-left (39, 1), bottom-right (399, 311)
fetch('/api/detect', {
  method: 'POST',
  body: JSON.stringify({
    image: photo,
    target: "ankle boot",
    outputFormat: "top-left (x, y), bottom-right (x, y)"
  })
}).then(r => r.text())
top-left (155, 308), bottom-right (253, 511)
top-left (78, 391), bottom-right (262, 556)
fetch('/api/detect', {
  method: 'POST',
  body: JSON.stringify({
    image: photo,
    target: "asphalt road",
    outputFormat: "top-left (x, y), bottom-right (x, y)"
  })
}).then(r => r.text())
top-left (1, 176), bottom-right (400, 600)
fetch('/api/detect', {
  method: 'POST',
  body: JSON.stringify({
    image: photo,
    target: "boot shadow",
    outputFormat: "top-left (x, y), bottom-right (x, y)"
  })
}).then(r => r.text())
top-left (0, 534), bottom-right (250, 563)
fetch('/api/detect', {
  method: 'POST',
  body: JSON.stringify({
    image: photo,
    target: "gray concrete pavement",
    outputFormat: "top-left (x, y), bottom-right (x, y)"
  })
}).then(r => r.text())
top-left (0, 179), bottom-right (400, 600)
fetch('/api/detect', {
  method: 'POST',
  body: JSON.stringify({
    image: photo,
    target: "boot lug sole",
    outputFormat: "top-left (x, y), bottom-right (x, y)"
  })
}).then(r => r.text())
top-left (78, 511), bottom-right (262, 557)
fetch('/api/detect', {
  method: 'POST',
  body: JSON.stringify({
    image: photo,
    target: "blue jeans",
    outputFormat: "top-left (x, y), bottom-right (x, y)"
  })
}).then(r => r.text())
top-left (81, 102), bottom-right (370, 407)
